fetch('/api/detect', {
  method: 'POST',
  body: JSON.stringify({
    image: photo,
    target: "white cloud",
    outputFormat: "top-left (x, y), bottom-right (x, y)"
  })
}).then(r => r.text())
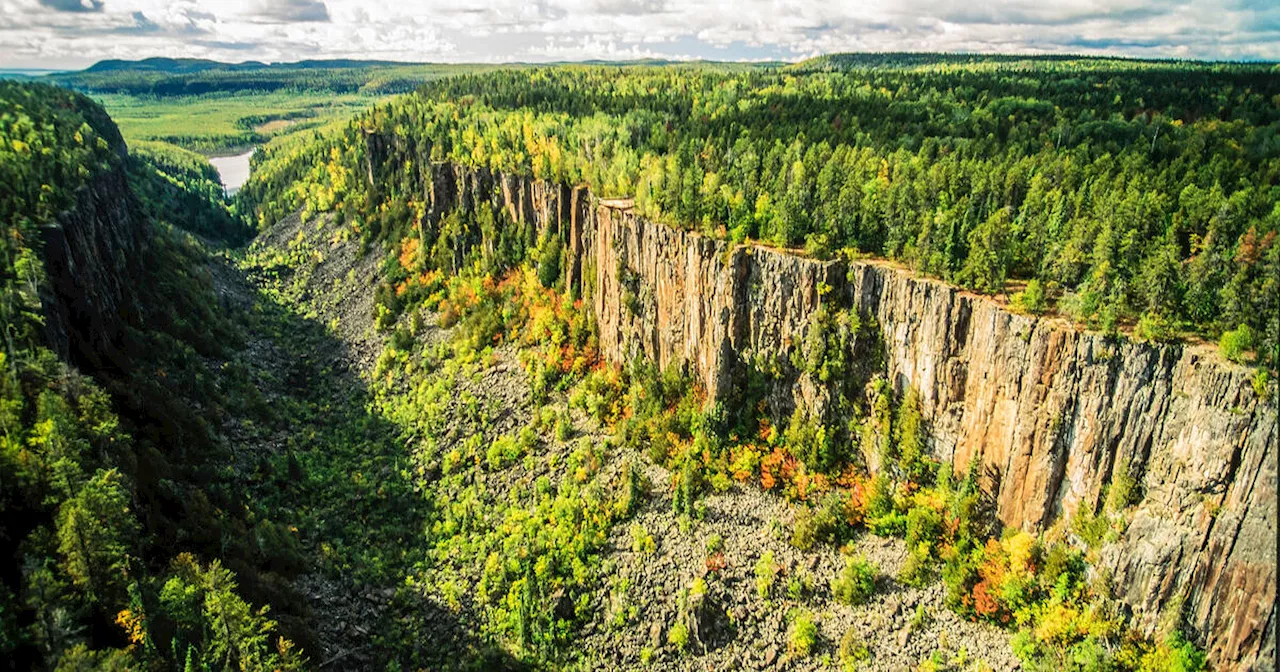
top-left (0, 0), bottom-right (1275, 69)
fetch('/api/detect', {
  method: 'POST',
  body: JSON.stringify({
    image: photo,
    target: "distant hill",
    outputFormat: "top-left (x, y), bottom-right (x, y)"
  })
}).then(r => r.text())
top-left (84, 57), bottom-right (267, 73)
top-left (50, 59), bottom-right (482, 96)
top-left (83, 57), bottom-right (419, 74)
top-left (788, 51), bottom-right (1277, 71)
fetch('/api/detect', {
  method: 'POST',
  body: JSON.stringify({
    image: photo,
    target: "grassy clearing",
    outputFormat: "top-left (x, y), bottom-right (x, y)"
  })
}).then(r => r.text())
top-left (96, 91), bottom-right (388, 153)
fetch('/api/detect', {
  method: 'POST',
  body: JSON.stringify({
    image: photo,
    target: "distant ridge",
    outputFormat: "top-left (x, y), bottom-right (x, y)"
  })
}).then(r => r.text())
top-left (789, 51), bottom-right (1279, 70)
top-left (83, 57), bottom-right (423, 74)
top-left (51, 58), bottom-right (466, 96)
top-left (84, 57), bottom-right (266, 73)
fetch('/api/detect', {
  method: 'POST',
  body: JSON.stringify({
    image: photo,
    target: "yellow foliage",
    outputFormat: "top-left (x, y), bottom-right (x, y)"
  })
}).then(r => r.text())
top-left (912, 488), bottom-right (946, 512)
top-left (115, 608), bottom-right (147, 649)
top-left (1003, 531), bottom-right (1036, 575)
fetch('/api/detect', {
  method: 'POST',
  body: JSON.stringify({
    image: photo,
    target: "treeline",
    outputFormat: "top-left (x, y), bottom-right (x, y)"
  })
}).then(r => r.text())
top-left (242, 60), bottom-right (1280, 366)
top-left (1, 82), bottom-right (304, 670)
top-left (50, 62), bottom-right (506, 97)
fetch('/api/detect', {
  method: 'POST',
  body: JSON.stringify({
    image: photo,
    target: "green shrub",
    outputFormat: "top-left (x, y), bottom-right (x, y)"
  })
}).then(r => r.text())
top-left (787, 609), bottom-right (818, 658)
top-left (614, 459), bottom-right (646, 517)
top-left (1219, 324), bottom-right (1254, 363)
top-left (787, 572), bottom-right (813, 600)
top-left (894, 386), bottom-right (930, 482)
top-left (1253, 369), bottom-right (1272, 399)
top-left (486, 435), bottom-right (522, 470)
top-left (672, 457), bottom-right (703, 517)
top-left (668, 621), bottom-right (689, 652)
top-left (537, 234), bottom-right (562, 289)
top-left (630, 523), bottom-right (655, 553)
top-left (1141, 632), bottom-right (1208, 672)
top-left (755, 551), bottom-right (776, 600)
top-left (831, 555), bottom-right (877, 605)
top-left (791, 506), bottom-right (819, 550)
top-left (1011, 279), bottom-right (1047, 315)
top-left (554, 410), bottom-right (573, 442)
top-left (838, 628), bottom-right (870, 671)
top-left (899, 544), bottom-right (934, 587)
top-left (805, 233), bottom-right (833, 260)
top-left (905, 505), bottom-right (943, 552)
top-left (1135, 311), bottom-right (1178, 343)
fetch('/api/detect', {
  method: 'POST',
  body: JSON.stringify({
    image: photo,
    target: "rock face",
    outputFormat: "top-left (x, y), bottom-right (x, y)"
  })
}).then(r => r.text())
top-left (409, 160), bottom-right (1276, 671)
top-left (39, 138), bottom-right (148, 372)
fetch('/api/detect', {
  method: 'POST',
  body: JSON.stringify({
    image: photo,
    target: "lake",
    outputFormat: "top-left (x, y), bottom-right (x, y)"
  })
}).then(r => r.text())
top-left (209, 149), bottom-right (255, 195)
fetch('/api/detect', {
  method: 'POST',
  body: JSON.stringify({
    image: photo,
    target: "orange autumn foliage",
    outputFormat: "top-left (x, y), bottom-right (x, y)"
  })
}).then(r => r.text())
top-left (760, 446), bottom-right (797, 491)
top-left (398, 236), bottom-right (421, 271)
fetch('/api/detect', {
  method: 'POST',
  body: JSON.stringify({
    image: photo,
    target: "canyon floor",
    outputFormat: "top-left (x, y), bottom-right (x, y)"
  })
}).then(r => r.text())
top-left (221, 211), bottom-right (1019, 671)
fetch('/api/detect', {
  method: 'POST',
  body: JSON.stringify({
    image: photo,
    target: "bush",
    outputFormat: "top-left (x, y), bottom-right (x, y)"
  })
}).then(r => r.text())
top-left (1142, 632), bottom-right (1208, 672)
top-left (1135, 311), bottom-right (1178, 343)
top-left (805, 233), bottom-right (833, 260)
top-left (537, 234), bottom-right (562, 289)
top-left (787, 571), bottom-right (813, 600)
top-left (791, 506), bottom-right (819, 550)
top-left (630, 523), bottom-right (655, 553)
top-left (1254, 369), bottom-right (1272, 399)
top-left (1010, 279), bottom-right (1047, 315)
top-left (1219, 324), bottom-right (1254, 363)
top-left (838, 628), bottom-right (870, 671)
top-left (755, 551), bottom-right (776, 600)
top-left (672, 457), bottom-right (703, 517)
top-left (905, 505), bottom-right (943, 552)
top-left (554, 410), bottom-right (573, 442)
top-left (486, 435), bottom-right (522, 470)
top-left (831, 555), bottom-right (877, 605)
top-left (667, 621), bottom-right (689, 652)
top-left (899, 545), bottom-right (933, 587)
top-left (895, 386), bottom-right (928, 481)
top-left (617, 459), bottom-right (645, 517)
top-left (787, 609), bottom-right (818, 658)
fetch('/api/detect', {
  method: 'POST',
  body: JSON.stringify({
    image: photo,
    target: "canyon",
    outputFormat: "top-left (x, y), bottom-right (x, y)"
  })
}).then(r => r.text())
top-left (411, 158), bottom-right (1277, 670)
top-left (31, 133), bottom-right (1275, 669)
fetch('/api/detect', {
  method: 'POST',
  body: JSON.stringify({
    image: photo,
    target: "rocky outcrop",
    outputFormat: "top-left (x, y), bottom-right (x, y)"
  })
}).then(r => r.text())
top-left (850, 265), bottom-right (1277, 671)
top-left (39, 140), bottom-right (148, 371)
top-left (408, 159), bottom-right (1276, 671)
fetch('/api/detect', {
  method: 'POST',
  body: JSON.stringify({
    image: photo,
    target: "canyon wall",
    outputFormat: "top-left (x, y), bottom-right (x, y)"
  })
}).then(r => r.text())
top-left (39, 134), bottom-right (148, 371)
top-left (414, 160), bottom-right (1276, 671)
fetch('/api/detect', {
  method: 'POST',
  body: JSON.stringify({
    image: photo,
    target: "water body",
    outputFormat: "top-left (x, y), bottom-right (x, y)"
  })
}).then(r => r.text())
top-left (209, 149), bottom-right (255, 196)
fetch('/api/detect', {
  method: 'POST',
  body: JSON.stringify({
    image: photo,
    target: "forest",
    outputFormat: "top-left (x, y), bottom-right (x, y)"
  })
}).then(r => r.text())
top-left (244, 58), bottom-right (1280, 367)
top-left (1, 81), bottom-right (316, 671)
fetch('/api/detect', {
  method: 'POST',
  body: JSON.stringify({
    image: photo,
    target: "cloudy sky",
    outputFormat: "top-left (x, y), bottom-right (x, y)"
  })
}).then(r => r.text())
top-left (0, 0), bottom-right (1276, 70)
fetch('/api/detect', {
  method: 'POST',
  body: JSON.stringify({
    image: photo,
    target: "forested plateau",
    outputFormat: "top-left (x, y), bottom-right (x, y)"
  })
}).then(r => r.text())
top-left (1, 55), bottom-right (1277, 672)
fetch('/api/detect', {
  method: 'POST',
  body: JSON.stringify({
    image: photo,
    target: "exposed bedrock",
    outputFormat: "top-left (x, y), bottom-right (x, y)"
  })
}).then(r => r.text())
top-left (39, 137), bottom-right (148, 373)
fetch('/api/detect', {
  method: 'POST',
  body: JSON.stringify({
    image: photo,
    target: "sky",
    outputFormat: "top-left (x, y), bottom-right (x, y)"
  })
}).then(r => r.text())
top-left (0, 0), bottom-right (1277, 70)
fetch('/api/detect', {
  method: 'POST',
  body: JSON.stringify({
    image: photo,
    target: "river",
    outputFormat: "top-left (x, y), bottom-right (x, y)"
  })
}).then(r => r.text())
top-left (209, 149), bottom-right (255, 196)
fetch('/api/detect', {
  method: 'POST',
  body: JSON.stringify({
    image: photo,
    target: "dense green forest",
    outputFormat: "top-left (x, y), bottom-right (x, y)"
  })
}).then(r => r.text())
top-left (0, 82), bottom-right (308, 670)
top-left (244, 59), bottom-right (1280, 367)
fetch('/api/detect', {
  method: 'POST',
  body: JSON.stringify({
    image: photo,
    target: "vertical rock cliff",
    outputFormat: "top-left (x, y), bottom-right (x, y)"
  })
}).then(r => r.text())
top-left (410, 160), bottom-right (1276, 671)
top-left (38, 129), bottom-right (149, 373)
